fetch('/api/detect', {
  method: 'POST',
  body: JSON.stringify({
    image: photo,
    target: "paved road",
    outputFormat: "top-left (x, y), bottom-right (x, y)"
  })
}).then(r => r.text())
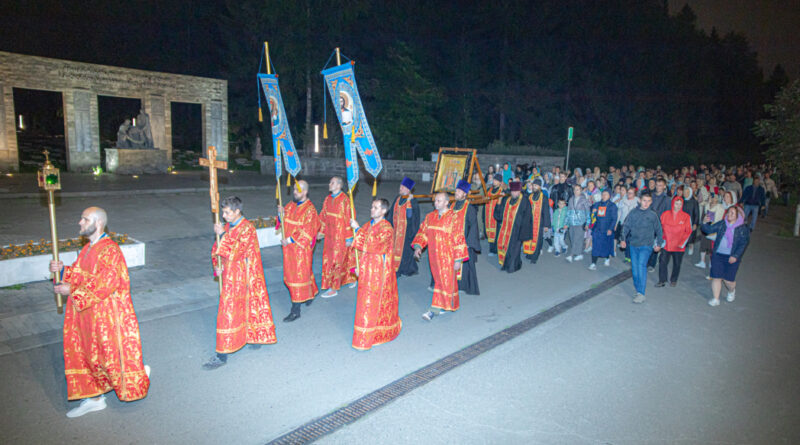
top-left (0, 176), bottom-right (798, 444)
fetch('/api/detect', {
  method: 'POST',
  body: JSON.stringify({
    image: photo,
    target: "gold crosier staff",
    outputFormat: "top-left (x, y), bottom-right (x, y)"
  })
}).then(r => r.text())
top-left (38, 150), bottom-right (63, 313)
top-left (199, 146), bottom-right (227, 294)
top-left (336, 47), bottom-right (360, 271)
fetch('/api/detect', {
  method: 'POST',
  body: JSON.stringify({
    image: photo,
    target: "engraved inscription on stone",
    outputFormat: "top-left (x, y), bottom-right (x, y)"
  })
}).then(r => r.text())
top-left (73, 90), bottom-right (93, 153)
top-left (210, 102), bottom-right (223, 159)
top-left (0, 84), bottom-right (6, 153)
top-left (149, 96), bottom-right (166, 149)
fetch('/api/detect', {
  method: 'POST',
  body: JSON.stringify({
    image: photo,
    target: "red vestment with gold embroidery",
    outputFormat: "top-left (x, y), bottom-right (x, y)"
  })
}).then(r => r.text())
top-left (351, 219), bottom-right (402, 350)
top-left (281, 200), bottom-right (320, 302)
top-left (484, 186), bottom-right (503, 243)
top-left (62, 237), bottom-right (149, 401)
top-left (412, 210), bottom-right (469, 311)
top-left (319, 193), bottom-right (357, 290)
top-left (212, 218), bottom-right (277, 353)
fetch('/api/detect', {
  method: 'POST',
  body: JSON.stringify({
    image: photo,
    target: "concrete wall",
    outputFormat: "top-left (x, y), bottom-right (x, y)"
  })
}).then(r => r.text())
top-left (0, 51), bottom-right (227, 171)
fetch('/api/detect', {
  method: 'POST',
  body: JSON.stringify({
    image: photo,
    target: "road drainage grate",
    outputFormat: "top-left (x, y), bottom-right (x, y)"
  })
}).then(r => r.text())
top-left (267, 270), bottom-right (631, 444)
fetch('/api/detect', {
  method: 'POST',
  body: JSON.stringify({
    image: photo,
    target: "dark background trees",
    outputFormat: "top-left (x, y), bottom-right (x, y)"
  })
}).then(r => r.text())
top-left (0, 0), bottom-right (790, 167)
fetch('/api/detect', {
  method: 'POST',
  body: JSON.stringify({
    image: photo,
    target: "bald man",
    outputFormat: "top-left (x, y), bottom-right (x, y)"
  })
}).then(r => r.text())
top-left (50, 207), bottom-right (149, 418)
top-left (278, 180), bottom-right (321, 322)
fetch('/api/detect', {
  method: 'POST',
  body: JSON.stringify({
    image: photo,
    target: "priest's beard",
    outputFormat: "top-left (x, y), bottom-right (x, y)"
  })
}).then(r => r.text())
top-left (80, 226), bottom-right (99, 237)
top-left (293, 196), bottom-right (303, 203)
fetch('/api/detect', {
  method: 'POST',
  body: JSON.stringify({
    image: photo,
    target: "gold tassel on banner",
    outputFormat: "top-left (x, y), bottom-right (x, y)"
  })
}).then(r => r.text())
top-left (323, 123), bottom-right (328, 139)
top-left (372, 178), bottom-right (377, 197)
top-left (258, 107), bottom-right (263, 122)
top-left (287, 175), bottom-right (291, 187)
top-left (275, 185), bottom-right (280, 199)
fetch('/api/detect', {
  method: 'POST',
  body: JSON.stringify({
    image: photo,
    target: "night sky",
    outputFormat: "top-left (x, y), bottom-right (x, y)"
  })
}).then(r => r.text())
top-left (669, 0), bottom-right (800, 79)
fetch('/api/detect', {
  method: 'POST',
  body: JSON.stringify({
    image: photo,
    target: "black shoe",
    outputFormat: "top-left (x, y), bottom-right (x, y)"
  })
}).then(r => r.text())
top-left (202, 355), bottom-right (227, 370)
top-left (669, 282), bottom-right (677, 287)
top-left (248, 344), bottom-right (262, 350)
top-left (655, 282), bottom-right (666, 287)
top-left (305, 298), bottom-right (313, 307)
top-left (283, 312), bottom-right (300, 322)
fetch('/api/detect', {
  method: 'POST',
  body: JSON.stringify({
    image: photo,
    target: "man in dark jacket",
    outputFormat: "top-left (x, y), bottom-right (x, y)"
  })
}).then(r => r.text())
top-left (681, 186), bottom-right (700, 255)
top-left (550, 173), bottom-right (572, 204)
top-left (647, 178), bottom-right (670, 269)
top-left (620, 192), bottom-right (664, 304)
top-left (741, 177), bottom-right (766, 231)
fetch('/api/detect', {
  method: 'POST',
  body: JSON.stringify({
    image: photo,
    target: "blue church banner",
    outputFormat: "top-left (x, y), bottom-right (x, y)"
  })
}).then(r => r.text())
top-left (321, 63), bottom-right (382, 190)
top-left (258, 73), bottom-right (301, 177)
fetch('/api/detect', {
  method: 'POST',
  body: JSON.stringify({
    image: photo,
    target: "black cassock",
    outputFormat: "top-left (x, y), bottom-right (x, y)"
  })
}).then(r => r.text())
top-left (494, 195), bottom-right (533, 273)
top-left (387, 195), bottom-right (421, 277)
top-left (429, 200), bottom-right (481, 294)
top-left (524, 190), bottom-right (552, 264)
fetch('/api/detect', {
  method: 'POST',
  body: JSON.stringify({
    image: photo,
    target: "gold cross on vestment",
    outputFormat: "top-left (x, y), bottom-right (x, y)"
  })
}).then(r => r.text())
top-left (199, 146), bottom-right (228, 213)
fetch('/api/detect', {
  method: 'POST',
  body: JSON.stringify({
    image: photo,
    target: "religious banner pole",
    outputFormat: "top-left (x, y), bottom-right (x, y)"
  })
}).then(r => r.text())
top-left (257, 41), bottom-right (303, 239)
top-left (38, 150), bottom-right (63, 314)
top-left (336, 47), bottom-right (360, 271)
top-left (199, 145), bottom-right (227, 294)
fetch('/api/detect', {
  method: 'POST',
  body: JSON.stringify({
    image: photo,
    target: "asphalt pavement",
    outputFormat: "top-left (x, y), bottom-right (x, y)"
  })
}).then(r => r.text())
top-left (0, 173), bottom-right (798, 444)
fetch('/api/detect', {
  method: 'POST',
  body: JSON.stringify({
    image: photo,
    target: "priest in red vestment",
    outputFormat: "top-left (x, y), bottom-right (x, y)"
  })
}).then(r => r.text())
top-left (348, 198), bottom-right (403, 350)
top-left (203, 196), bottom-right (277, 370)
top-left (413, 192), bottom-right (469, 321)
top-left (278, 179), bottom-right (321, 322)
top-left (485, 173), bottom-right (505, 256)
top-left (317, 176), bottom-right (357, 298)
top-left (50, 207), bottom-right (149, 418)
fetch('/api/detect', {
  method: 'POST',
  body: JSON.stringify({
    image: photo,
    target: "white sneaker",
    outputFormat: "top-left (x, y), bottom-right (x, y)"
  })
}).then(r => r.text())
top-left (687, 246), bottom-right (694, 256)
top-left (427, 286), bottom-right (434, 292)
top-left (584, 246), bottom-right (592, 253)
top-left (547, 246), bottom-right (554, 253)
top-left (705, 275), bottom-right (711, 280)
top-left (574, 255), bottom-right (584, 261)
top-left (321, 289), bottom-right (338, 298)
top-left (66, 395), bottom-right (107, 418)
top-left (708, 298), bottom-right (720, 307)
top-left (347, 282), bottom-right (357, 289)
top-left (565, 256), bottom-right (573, 263)
top-left (694, 261), bottom-right (706, 268)
top-left (603, 258), bottom-right (610, 267)
top-left (588, 263), bottom-right (597, 270)
top-left (421, 311), bottom-right (435, 321)
top-left (726, 290), bottom-right (735, 302)
top-left (145, 365), bottom-right (151, 377)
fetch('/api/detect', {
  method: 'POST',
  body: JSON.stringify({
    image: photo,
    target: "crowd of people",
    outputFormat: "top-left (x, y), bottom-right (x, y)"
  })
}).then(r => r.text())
top-left (476, 162), bottom-right (779, 306)
top-left (46, 162), bottom-right (780, 418)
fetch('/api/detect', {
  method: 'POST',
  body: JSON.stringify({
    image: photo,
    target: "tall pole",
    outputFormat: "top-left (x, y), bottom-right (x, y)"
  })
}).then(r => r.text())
top-left (47, 190), bottom-right (63, 313)
top-left (336, 46), bottom-right (359, 270)
top-left (565, 126), bottom-right (574, 173)
top-left (38, 150), bottom-right (63, 313)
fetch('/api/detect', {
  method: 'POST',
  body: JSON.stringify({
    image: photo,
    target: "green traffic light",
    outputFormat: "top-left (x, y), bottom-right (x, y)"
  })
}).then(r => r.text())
top-left (46, 174), bottom-right (59, 185)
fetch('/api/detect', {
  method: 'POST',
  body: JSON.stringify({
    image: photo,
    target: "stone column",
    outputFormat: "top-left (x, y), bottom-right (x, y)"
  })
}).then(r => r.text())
top-left (203, 101), bottom-right (226, 161)
top-left (0, 83), bottom-right (18, 172)
top-left (146, 95), bottom-right (170, 161)
top-left (63, 89), bottom-right (100, 171)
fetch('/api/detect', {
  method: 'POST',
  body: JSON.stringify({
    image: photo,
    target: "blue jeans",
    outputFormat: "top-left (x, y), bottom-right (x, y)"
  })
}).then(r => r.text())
top-left (629, 245), bottom-right (653, 295)
top-left (744, 204), bottom-right (759, 230)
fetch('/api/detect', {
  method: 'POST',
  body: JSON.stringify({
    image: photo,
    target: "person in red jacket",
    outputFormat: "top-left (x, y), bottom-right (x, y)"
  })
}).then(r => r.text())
top-left (657, 196), bottom-right (693, 287)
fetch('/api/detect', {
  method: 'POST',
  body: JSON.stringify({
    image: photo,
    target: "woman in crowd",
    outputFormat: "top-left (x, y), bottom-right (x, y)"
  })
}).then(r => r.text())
top-left (695, 193), bottom-right (725, 275)
top-left (656, 196), bottom-right (693, 287)
top-left (565, 184), bottom-right (590, 263)
top-left (588, 189), bottom-right (618, 270)
top-left (484, 165), bottom-right (496, 185)
top-left (701, 206), bottom-right (750, 307)
top-left (721, 190), bottom-right (737, 210)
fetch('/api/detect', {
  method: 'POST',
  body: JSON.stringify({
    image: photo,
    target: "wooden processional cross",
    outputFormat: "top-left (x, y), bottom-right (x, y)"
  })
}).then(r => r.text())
top-left (200, 146), bottom-right (227, 293)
